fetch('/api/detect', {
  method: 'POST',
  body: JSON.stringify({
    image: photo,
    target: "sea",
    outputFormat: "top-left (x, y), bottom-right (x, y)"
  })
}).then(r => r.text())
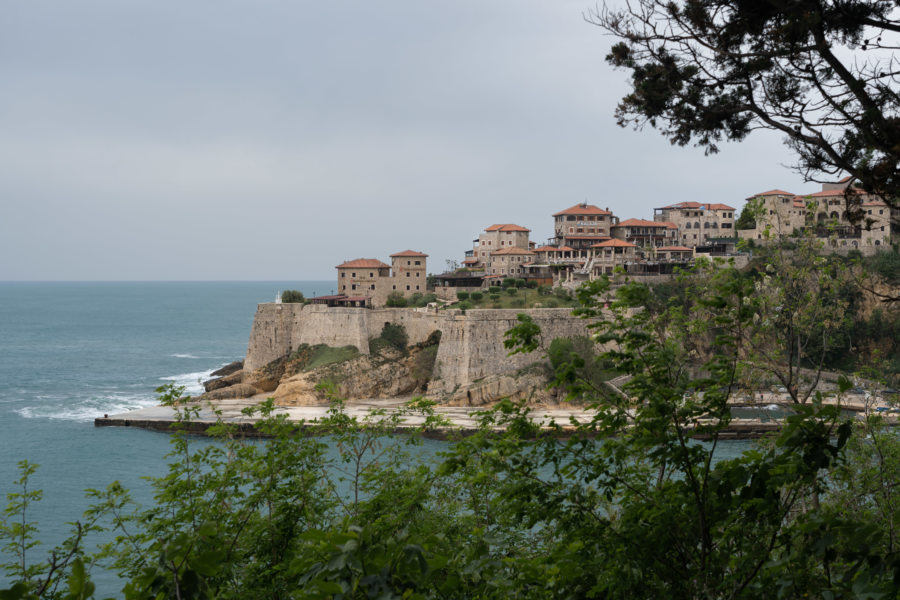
top-left (0, 281), bottom-right (335, 593)
top-left (0, 281), bottom-right (755, 595)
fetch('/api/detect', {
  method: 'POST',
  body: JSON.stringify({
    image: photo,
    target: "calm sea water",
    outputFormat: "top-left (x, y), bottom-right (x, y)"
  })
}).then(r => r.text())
top-left (0, 281), bottom-right (333, 593)
top-left (0, 281), bottom-right (752, 594)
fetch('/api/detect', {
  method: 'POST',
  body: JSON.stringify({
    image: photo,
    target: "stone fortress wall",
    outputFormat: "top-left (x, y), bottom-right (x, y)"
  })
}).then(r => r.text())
top-left (244, 304), bottom-right (595, 403)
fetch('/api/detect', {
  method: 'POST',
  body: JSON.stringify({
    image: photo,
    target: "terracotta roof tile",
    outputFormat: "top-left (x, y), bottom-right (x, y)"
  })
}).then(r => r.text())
top-left (552, 203), bottom-right (612, 217)
top-left (660, 201), bottom-right (736, 211)
top-left (389, 249), bottom-right (429, 258)
top-left (485, 223), bottom-right (531, 232)
top-left (748, 189), bottom-right (794, 198)
top-left (335, 258), bottom-right (391, 269)
top-left (591, 239), bottom-right (638, 248)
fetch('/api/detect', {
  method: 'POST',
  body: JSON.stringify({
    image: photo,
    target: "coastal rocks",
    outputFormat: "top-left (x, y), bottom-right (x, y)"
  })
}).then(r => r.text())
top-left (442, 371), bottom-right (557, 407)
top-left (204, 382), bottom-right (260, 401)
top-left (203, 370), bottom-right (243, 392)
top-left (210, 360), bottom-right (243, 378)
top-left (271, 345), bottom-right (433, 406)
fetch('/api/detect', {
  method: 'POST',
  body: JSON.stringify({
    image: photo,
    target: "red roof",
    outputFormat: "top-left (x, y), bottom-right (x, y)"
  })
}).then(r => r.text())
top-left (335, 258), bottom-right (391, 269)
top-left (592, 239), bottom-right (638, 248)
top-left (659, 201), bottom-right (736, 211)
top-left (564, 235), bottom-right (611, 240)
top-left (748, 190), bottom-right (794, 198)
top-left (614, 218), bottom-right (678, 228)
top-left (390, 249), bottom-right (429, 258)
top-left (553, 203), bottom-right (611, 217)
top-left (484, 223), bottom-right (531, 232)
top-left (532, 245), bottom-right (559, 252)
top-left (491, 247), bottom-right (535, 255)
top-left (657, 246), bottom-right (693, 252)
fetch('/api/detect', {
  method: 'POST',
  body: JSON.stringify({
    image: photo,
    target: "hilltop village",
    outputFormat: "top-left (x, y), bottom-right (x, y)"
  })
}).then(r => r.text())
top-left (312, 177), bottom-right (898, 308)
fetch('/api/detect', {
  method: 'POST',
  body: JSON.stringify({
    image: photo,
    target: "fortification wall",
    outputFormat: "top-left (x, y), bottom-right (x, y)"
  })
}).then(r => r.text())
top-left (245, 304), bottom-right (596, 404)
top-left (426, 308), bottom-right (595, 401)
top-left (244, 303), bottom-right (302, 373)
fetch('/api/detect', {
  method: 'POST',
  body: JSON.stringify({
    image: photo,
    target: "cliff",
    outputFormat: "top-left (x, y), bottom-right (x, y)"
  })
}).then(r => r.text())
top-left (203, 304), bottom-right (596, 406)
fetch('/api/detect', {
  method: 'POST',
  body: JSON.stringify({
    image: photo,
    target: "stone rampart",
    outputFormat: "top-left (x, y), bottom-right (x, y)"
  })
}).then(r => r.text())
top-left (244, 304), bottom-right (596, 404)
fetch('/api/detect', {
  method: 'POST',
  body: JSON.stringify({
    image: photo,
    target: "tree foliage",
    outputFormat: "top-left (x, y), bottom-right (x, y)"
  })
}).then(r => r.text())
top-left (593, 0), bottom-right (900, 214)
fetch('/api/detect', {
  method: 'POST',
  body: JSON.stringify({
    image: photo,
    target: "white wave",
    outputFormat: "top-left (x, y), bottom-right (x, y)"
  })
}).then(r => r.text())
top-left (171, 353), bottom-right (201, 359)
top-left (159, 368), bottom-right (217, 396)
top-left (15, 392), bottom-right (160, 422)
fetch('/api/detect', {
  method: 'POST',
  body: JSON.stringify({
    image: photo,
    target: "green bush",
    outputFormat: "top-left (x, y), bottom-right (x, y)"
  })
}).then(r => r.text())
top-left (281, 290), bottom-right (305, 303)
top-left (506, 287), bottom-right (518, 296)
top-left (502, 278), bottom-right (516, 288)
top-left (525, 280), bottom-right (538, 289)
top-left (514, 278), bottom-right (527, 288)
top-left (553, 286), bottom-right (570, 299)
top-left (457, 291), bottom-right (470, 301)
top-left (490, 294), bottom-right (501, 301)
top-left (470, 291), bottom-right (483, 302)
top-left (369, 322), bottom-right (408, 354)
top-left (457, 300), bottom-right (472, 311)
top-left (408, 292), bottom-right (424, 306)
top-left (488, 286), bottom-right (502, 294)
top-left (385, 291), bottom-right (407, 307)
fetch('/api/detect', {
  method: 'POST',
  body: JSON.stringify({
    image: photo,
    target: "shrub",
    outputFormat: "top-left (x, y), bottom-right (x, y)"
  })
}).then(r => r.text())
top-left (537, 285), bottom-right (552, 296)
top-left (490, 294), bottom-right (501, 301)
top-left (502, 278), bottom-right (516, 288)
top-left (488, 286), bottom-right (502, 294)
top-left (370, 322), bottom-right (408, 354)
top-left (457, 300), bottom-right (472, 312)
top-left (408, 292), bottom-right (424, 306)
top-left (281, 290), bottom-right (305, 303)
top-left (506, 287), bottom-right (518, 296)
top-left (457, 291), bottom-right (470, 301)
top-left (385, 291), bottom-right (407, 307)
top-left (470, 292), bottom-right (483, 302)
top-left (553, 286), bottom-right (570, 299)
top-left (525, 280), bottom-right (538, 289)
top-left (515, 278), bottom-right (527, 288)
top-left (418, 293), bottom-right (437, 306)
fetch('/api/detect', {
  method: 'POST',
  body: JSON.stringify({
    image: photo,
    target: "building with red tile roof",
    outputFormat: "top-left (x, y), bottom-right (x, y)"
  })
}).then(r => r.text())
top-left (336, 251), bottom-right (428, 307)
top-left (552, 202), bottom-right (619, 249)
top-left (611, 219), bottom-right (680, 248)
top-left (652, 201), bottom-right (736, 247)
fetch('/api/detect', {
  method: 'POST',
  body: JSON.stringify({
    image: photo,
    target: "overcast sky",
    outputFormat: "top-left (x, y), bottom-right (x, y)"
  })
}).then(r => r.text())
top-left (1, 1), bottom-right (815, 281)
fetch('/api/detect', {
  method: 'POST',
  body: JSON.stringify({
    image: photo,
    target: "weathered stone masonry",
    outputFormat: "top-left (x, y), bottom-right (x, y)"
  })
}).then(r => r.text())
top-left (245, 304), bottom-right (595, 403)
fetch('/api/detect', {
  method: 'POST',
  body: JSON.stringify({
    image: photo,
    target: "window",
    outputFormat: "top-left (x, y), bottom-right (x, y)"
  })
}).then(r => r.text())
top-left (694, 222), bottom-right (700, 229)
top-left (406, 285), bottom-right (410, 290)
top-left (352, 272), bottom-right (356, 277)
top-left (407, 260), bottom-right (411, 265)
top-left (416, 285), bottom-right (420, 290)
top-left (416, 272), bottom-right (420, 277)
top-left (342, 285), bottom-right (346, 290)
top-left (406, 272), bottom-right (410, 277)
top-left (392, 285), bottom-right (396, 290)
top-left (352, 284), bottom-right (357, 290)
top-left (370, 284), bottom-right (375, 290)
top-left (369, 272), bottom-right (374, 277)
top-left (415, 260), bottom-right (421, 265)
top-left (685, 223), bottom-right (691, 229)
top-left (341, 272), bottom-right (345, 278)
top-left (704, 222), bottom-right (710, 229)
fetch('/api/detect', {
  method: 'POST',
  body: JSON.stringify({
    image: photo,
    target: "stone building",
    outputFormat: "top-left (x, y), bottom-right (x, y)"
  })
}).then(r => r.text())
top-left (390, 250), bottom-right (428, 295)
top-left (336, 258), bottom-right (393, 307)
top-left (652, 202), bottom-right (736, 247)
top-left (335, 251), bottom-right (429, 307)
top-left (470, 224), bottom-right (531, 270)
top-left (487, 247), bottom-right (536, 277)
top-left (552, 203), bottom-right (618, 250)
top-left (610, 218), bottom-right (680, 248)
top-left (589, 239), bottom-right (640, 277)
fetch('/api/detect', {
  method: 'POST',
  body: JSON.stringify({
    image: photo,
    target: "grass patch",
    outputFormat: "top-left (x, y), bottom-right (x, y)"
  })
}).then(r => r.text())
top-left (289, 344), bottom-right (360, 372)
top-left (460, 287), bottom-right (581, 309)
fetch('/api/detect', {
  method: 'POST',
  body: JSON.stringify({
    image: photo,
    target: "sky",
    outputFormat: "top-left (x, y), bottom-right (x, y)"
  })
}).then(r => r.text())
top-left (1, 1), bottom-right (816, 281)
